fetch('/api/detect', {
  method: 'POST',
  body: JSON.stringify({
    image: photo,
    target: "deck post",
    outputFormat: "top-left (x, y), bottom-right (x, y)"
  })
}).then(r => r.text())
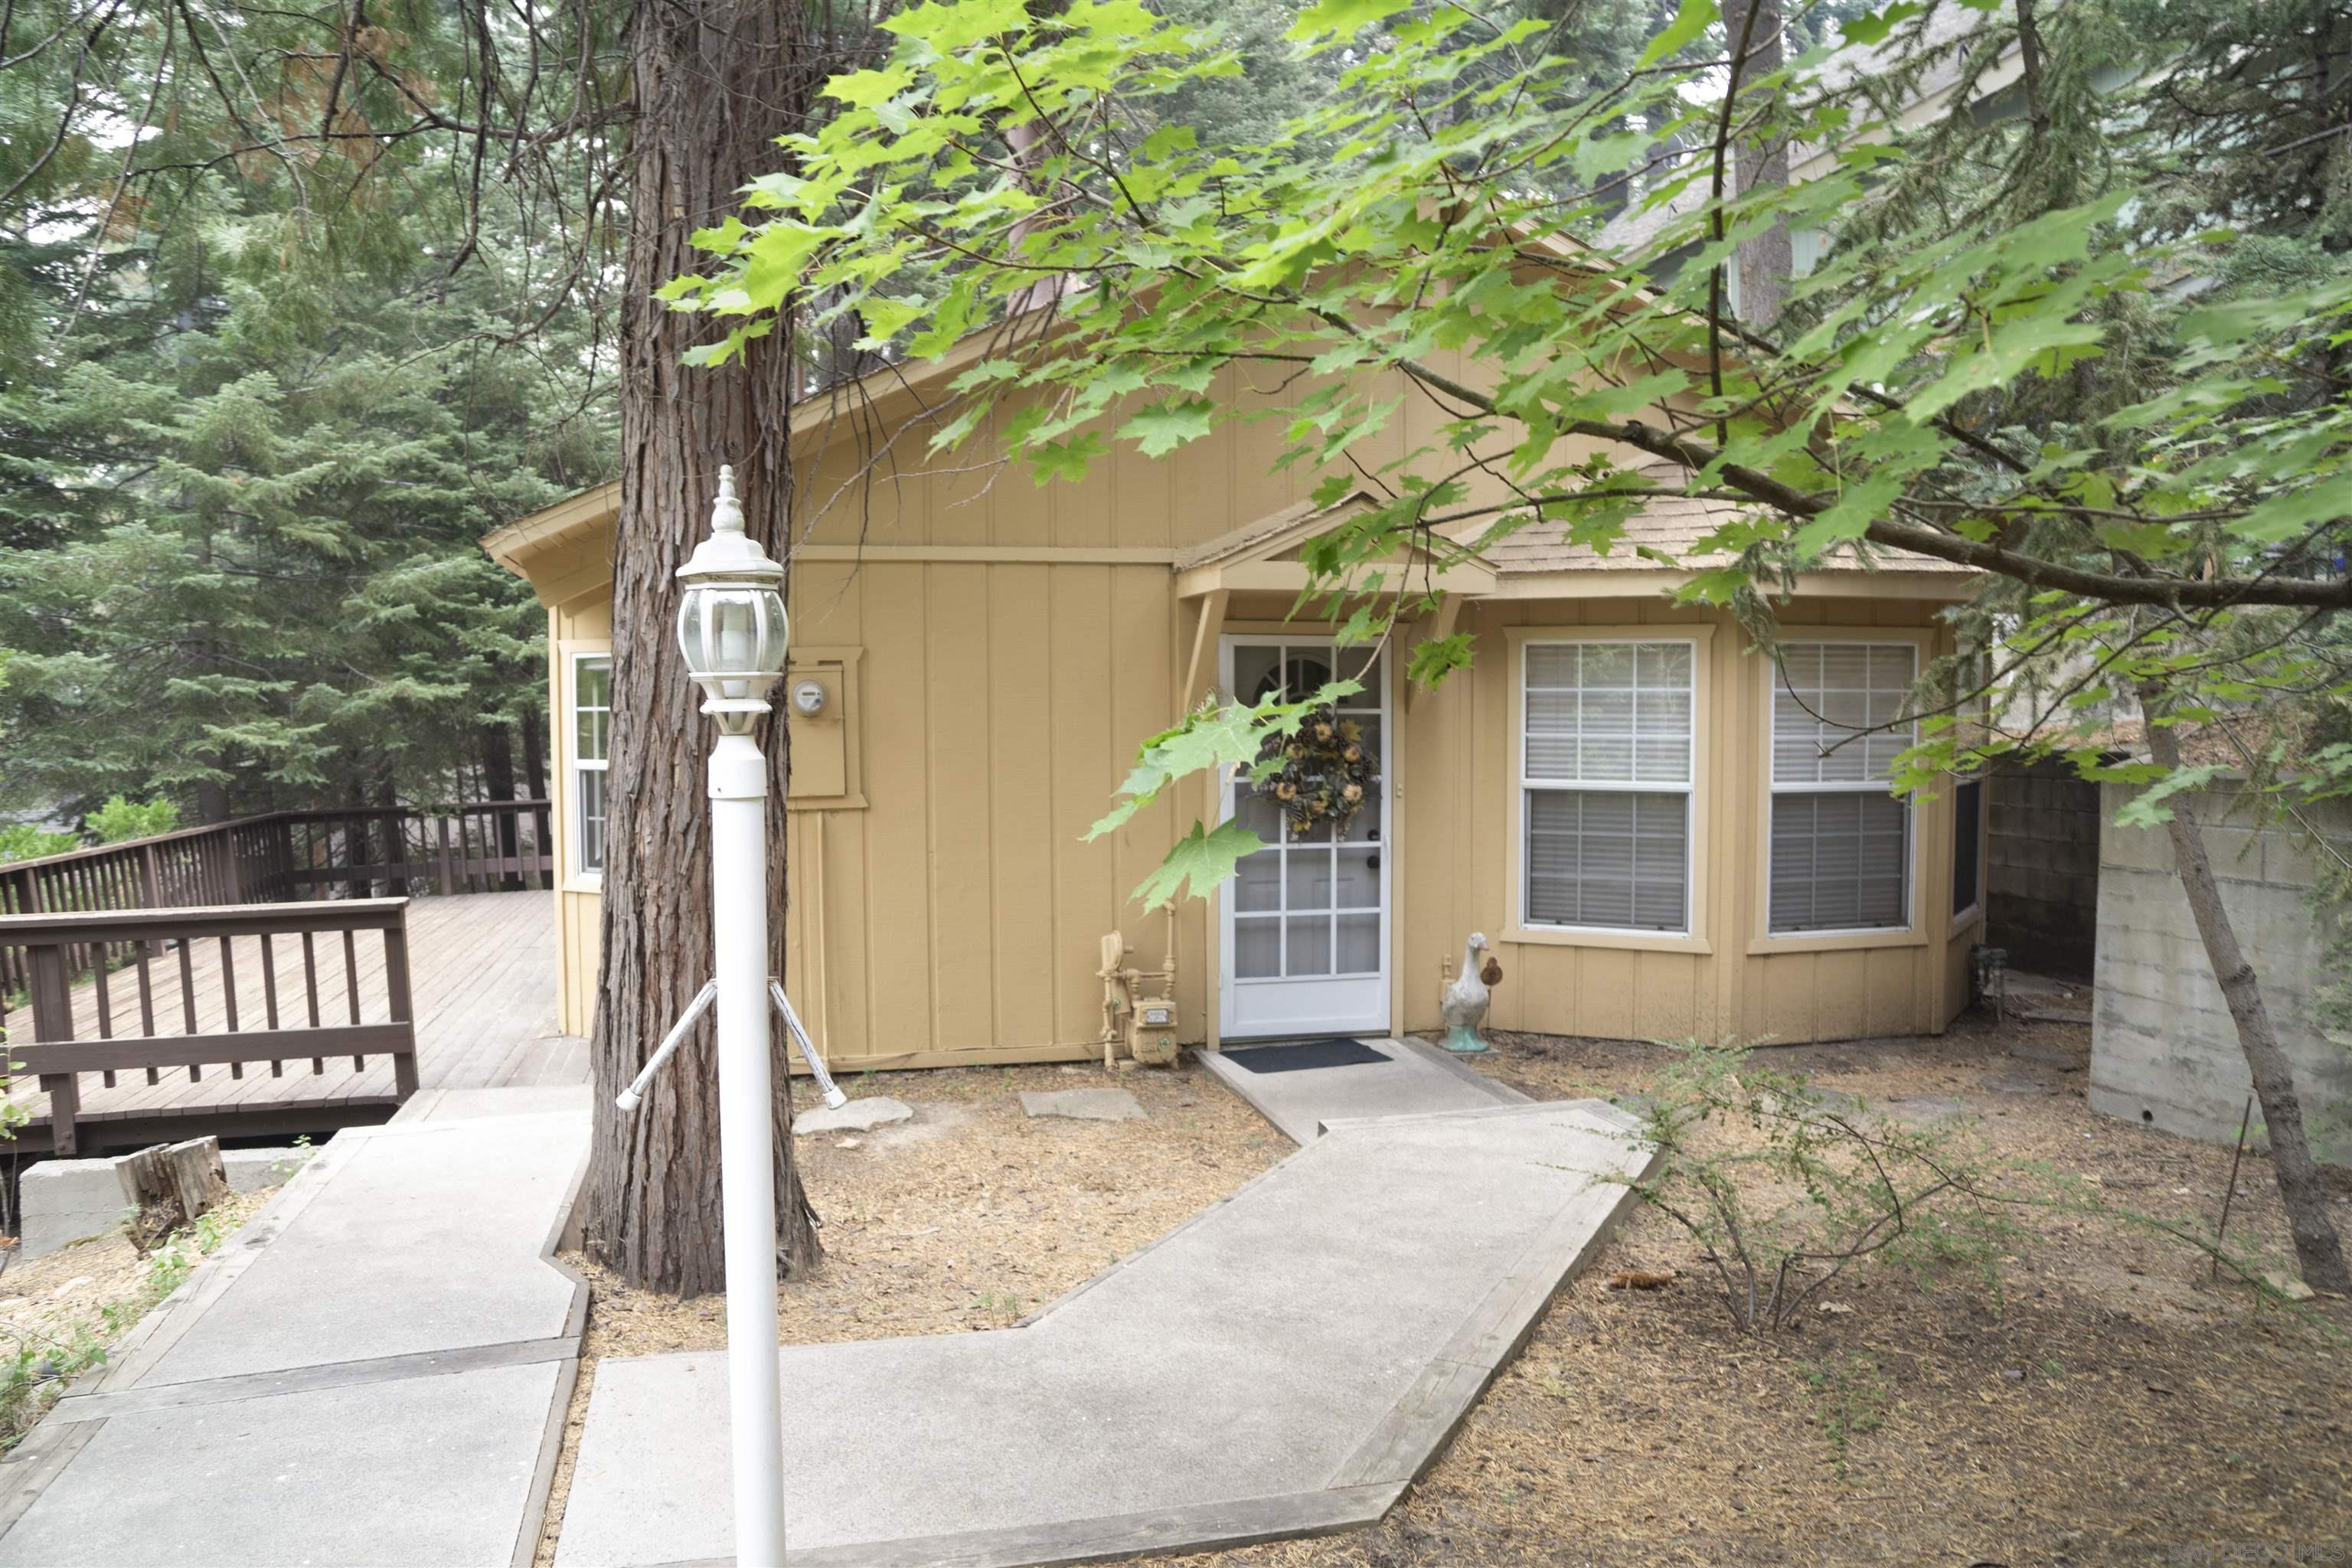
top-left (384, 913), bottom-right (420, 1099)
top-left (28, 942), bottom-right (79, 1156)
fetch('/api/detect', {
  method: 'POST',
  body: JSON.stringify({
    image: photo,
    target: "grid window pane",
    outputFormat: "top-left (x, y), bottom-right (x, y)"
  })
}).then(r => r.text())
top-left (1234, 916), bottom-right (1282, 978)
top-left (575, 658), bottom-right (611, 762)
top-left (1522, 640), bottom-right (1695, 788)
top-left (1772, 642), bottom-right (1916, 786)
top-left (577, 767), bottom-right (606, 875)
top-left (1769, 792), bottom-right (1910, 933)
top-left (1335, 914), bottom-right (1381, 975)
top-left (1285, 915), bottom-right (1332, 975)
top-left (1526, 791), bottom-right (1688, 933)
top-left (573, 655), bottom-right (611, 877)
top-left (1521, 639), bottom-right (1696, 933)
top-left (1233, 848), bottom-right (1282, 913)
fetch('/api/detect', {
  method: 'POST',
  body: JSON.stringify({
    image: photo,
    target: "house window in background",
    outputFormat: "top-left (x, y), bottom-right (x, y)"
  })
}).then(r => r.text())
top-left (1522, 640), bottom-right (1695, 933)
top-left (573, 655), bottom-right (611, 877)
top-left (1769, 643), bottom-right (1916, 933)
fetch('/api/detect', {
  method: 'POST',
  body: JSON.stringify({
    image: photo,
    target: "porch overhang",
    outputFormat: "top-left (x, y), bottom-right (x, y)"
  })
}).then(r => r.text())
top-left (1171, 493), bottom-right (1499, 603)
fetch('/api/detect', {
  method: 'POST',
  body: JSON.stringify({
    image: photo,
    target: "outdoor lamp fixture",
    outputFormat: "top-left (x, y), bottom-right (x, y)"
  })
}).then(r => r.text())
top-left (676, 467), bottom-right (789, 733)
top-left (674, 463), bottom-right (791, 1566)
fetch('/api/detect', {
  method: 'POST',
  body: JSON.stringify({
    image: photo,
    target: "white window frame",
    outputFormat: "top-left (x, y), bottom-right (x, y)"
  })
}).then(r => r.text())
top-left (568, 650), bottom-right (611, 887)
top-left (1514, 635), bottom-right (1700, 939)
top-left (1765, 641), bottom-right (1918, 939)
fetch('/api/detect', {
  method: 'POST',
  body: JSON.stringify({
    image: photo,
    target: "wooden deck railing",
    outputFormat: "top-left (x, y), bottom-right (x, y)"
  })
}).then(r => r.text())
top-left (0, 800), bottom-right (551, 1000)
top-left (0, 900), bottom-right (418, 1156)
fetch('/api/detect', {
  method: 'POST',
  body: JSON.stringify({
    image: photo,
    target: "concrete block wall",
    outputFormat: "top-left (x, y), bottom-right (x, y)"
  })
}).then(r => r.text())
top-left (1985, 759), bottom-right (2103, 981)
top-left (2092, 781), bottom-right (2351, 1164)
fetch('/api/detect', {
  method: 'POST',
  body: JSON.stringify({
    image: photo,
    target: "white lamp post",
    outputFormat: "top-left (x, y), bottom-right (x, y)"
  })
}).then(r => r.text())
top-left (674, 464), bottom-right (790, 1566)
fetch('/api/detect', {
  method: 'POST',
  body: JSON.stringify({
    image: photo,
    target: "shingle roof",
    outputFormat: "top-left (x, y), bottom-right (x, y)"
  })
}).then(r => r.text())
top-left (1459, 471), bottom-right (1974, 578)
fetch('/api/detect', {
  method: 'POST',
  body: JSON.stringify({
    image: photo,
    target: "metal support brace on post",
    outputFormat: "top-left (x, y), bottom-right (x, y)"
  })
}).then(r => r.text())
top-left (769, 980), bottom-right (848, 1110)
top-left (615, 979), bottom-right (718, 1112)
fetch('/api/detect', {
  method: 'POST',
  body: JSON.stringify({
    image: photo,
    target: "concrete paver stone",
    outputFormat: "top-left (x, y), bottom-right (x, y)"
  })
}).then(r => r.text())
top-left (794, 1096), bottom-right (914, 1135)
top-left (1018, 1088), bottom-right (1146, 1122)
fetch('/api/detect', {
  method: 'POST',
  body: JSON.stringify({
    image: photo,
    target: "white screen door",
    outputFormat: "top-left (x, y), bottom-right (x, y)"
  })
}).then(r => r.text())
top-left (1219, 638), bottom-right (1391, 1039)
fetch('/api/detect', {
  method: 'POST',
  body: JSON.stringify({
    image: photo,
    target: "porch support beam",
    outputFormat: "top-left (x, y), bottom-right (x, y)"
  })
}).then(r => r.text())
top-left (1182, 589), bottom-right (1230, 712)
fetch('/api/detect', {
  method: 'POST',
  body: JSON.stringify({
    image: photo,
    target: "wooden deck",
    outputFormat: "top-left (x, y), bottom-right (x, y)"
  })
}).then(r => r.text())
top-left (3, 892), bottom-right (582, 1154)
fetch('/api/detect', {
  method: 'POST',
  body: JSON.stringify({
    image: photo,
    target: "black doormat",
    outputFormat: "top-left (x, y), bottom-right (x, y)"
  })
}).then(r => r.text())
top-left (1223, 1038), bottom-right (1389, 1073)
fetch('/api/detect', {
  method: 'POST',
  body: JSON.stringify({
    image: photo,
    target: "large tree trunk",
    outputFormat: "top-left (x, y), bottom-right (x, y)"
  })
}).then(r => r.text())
top-left (1723, 0), bottom-right (1792, 326)
top-left (2139, 701), bottom-right (2349, 1293)
top-left (578, 0), bottom-right (826, 1295)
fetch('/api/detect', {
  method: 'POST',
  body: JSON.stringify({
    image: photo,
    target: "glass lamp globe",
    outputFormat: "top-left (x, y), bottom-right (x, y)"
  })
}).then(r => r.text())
top-left (675, 465), bottom-right (788, 732)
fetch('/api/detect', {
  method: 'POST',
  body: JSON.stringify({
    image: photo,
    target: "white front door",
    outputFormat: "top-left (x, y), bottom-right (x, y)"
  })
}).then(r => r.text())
top-left (1218, 637), bottom-right (1391, 1040)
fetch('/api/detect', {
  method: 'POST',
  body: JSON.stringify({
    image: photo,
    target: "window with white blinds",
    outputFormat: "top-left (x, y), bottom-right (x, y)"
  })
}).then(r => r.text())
top-left (1521, 640), bottom-right (1694, 933)
top-left (1769, 644), bottom-right (1915, 933)
top-left (573, 655), bottom-right (611, 879)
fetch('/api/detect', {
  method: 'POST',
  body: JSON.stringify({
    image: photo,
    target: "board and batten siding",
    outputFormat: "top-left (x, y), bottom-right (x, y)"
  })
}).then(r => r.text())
top-left (505, 344), bottom-right (1981, 1060)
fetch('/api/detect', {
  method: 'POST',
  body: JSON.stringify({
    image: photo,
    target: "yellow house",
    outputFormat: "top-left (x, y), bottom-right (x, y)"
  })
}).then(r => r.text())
top-left (482, 349), bottom-right (1986, 1072)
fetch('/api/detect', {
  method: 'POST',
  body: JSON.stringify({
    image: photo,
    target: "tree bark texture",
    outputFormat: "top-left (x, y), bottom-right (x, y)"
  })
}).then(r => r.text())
top-left (482, 721), bottom-right (523, 891)
top-left (1723, 0), bottom-right (1792, 326)
top-left (2139, 703), bottom-right (2350, 1293)
top-left (580, 0), bottom-right (841, 1295)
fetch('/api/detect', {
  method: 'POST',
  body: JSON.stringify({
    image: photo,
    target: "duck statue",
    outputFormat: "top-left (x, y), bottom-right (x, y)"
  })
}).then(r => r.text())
top-left (1441, 932), bottom-right (1501, 1054)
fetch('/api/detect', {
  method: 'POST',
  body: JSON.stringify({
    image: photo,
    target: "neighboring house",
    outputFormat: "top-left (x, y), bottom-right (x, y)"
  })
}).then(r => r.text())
top-left (482, 337), bottom-right (1986, 1073)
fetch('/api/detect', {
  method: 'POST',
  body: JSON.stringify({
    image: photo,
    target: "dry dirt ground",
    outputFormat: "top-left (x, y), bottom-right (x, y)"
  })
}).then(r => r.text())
top-left (1181, 1010), bottom-right (2352, 1568)
top-left (546, 1018), bottom-right (2352, 1568)
top-left (0, 1187), bottom-right (270, 1448)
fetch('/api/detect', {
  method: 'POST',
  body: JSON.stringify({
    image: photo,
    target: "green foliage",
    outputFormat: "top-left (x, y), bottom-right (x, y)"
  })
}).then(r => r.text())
top-left (675, 0), bottom-right (2352, 906)
top-left (1087, 679), bottom-right (1356, 906)
top-left (0, 1203), bottom-right (246, 1451)
top-left (0, 184), bottom-right (612, 818)
top-left (1613, 1040), bottom-right (2017, 1332)
top-left (1798, 1353), bottom-right (1890, 1480)
top-left (85, 797), bottom-right (179, 845)
top-left (0, 824), bottom-right (77, 864)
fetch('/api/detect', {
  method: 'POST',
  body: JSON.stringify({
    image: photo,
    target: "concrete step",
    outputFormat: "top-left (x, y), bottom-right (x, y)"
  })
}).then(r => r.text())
top-left (1197, 1034), bottom-right (1527, 1145)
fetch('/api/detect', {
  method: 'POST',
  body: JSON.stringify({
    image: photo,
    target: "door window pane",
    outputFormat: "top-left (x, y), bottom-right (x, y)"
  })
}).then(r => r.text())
top-left (1335, 914), bottom-right (1381, 975)
top-left (1234, 916), bottom-right (1282, 978)
top-left (1285, 916), bottom-right (1332, 976)
top-left (1334, 847), bottom-right (1380, 908)
top-left (1233, 848), bottom-right (1282, 913)
top-left (1285, 847), bottom-right (1334, 910)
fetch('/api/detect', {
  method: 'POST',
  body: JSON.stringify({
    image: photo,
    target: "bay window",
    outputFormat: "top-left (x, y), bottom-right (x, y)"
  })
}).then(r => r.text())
top-left (1521, 640), bottom-right (1694, 933)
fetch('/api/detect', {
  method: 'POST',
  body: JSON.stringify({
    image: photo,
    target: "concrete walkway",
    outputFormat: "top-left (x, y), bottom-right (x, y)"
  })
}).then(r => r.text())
top-left (0, 1086), bottom-right (590, 1568)
top-left (557, 1085), bottom-right (1650, 1567)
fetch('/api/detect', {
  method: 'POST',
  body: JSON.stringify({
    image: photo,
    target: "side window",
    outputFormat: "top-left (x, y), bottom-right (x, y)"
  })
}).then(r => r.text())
top-left (574, 655), bottom-right (611, 877)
